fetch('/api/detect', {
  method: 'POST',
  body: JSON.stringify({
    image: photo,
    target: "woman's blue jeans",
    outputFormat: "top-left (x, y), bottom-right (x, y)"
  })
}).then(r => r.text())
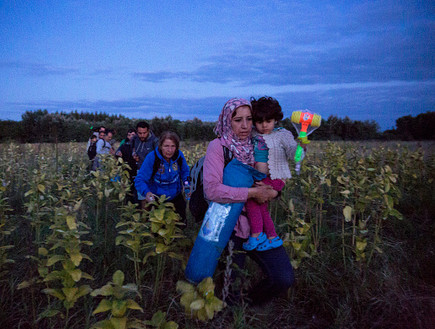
top-left (229, 233), bottom-right (295, 305)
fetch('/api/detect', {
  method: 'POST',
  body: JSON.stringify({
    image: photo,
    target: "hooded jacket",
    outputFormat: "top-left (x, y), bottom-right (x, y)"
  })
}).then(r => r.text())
top-left (135, 148), bottom-right (190, 201)
top-left (132, 132), bottom-right (159, 169)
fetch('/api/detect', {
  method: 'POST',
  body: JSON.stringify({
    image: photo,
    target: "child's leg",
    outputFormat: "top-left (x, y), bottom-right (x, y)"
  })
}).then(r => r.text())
top-left (245, 198), bottom-right (264, 236)
top-left (260, 203), bottom-right (277, 238)
top-left (244, 199), bottom-right (268, 250)
top-left (260, 177), bottom-right (283, 239)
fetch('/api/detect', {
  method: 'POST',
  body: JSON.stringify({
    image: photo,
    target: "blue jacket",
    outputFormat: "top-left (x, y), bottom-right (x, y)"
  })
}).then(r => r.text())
top-left (135, 148), bottom-right (190, 201)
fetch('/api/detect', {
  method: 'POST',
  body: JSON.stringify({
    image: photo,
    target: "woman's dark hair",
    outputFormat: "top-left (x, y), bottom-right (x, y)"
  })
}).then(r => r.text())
top-left (159, 131), bottom-right (180, 151)
top-left (250, 96), bottom-right (283, 123)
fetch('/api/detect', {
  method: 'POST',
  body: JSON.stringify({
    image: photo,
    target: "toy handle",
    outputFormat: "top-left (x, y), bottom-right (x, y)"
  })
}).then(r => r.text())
top-left (294, 132), bottom-right (308, 175)
top-left (294, 144), bottom-right (304, 163)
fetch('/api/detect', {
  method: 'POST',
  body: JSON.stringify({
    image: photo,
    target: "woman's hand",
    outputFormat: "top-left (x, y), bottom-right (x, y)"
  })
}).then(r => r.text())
top-left (248, 183), bottom-right (278, 204)
top-left (145, 192), bottom-right (155, 202)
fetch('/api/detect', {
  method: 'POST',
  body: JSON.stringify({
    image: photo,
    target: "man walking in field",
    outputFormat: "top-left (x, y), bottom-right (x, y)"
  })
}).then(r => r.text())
top-left (132, 121), bottom-right (158, 170)
top-left (131, 121), bottom-right (158, 204)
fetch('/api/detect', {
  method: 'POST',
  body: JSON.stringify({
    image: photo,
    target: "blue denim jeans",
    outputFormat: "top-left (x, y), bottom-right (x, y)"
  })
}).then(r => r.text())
top-left (229, 233), bottom-right (295, 305)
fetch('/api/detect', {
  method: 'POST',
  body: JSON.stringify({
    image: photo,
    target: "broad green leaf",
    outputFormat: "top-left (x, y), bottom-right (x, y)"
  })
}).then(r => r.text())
top-left (153, 208), bottom-right (165, 221)
top-left (38, 247), bottom-right (48, 256)
top-left (113, 270), bottom-right (125, 286)
top-left (164, 321), bottom-right (179, 329)
top-left (42, 288), bottom-right (65, 300)
top-left (389, 208), bottom-right (403, 220)
top-left (111, 300), bottom-right (127, 317)
top-left (66, 215), bottom-right (77, 230)
top-left (196, 307), bottom-right (208, 322)
top-left (62, 287), bottom-right (78, 302)
top-left (343, 206), bottom-right (352, 222)
top-left (73, 199), bottom-right (83, 212)
top-left (180, 291), bottom-right (196, 309)
top-left (197, 277), bottom-right (214, 296)
top-left (91, 284), bottom-right (114, 297)
top-left (17, 280), bottom-right (33, 290)
top-left (209, 296), bottom-right (224, 312)
top-left (204, 303), bottom-right (214, 319)
top-left (24, 189), bottom-right (33, 197)
top-left (356, 240), bottom-right (367, 251)
top-left (81, 272), bottom-right (94, 280)
top-left (69, 268), bottom-right (82, 282)
top-left (291, 242), bottom-right (302, 251)
top-left (38, 308), bottom-right (61, 320)
top-left (37, 184), bottom-right (45, 193)
top-left (46, 255), bottom-right (65, 266)
top-left (126, 299), bottom-right (143, 311)
top-left (70, 252), bottom-right (83, 266)
top-left (176, 281), bottom-right (195, 294)
top-left (110, 316), bottom-right (127, 329)
top-left (93, 299), bottom-right (112, 315)
top-left (155, 243), bottom-right (169, 254)
top-left (105, 188), bottom-right (114, 198)
top-left (76, 285), bottom-right (92, 298)
top-left (190, 298), bottom-right (205, 310)
top-left (150, 310), bottom-right (165, 326)
top-left (43, 270), bottom-right (62, 282)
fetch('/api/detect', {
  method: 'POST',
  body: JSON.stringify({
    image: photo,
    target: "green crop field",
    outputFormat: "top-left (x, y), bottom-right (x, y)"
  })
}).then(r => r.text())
top-left (0, 141), bottom-right (434, 328)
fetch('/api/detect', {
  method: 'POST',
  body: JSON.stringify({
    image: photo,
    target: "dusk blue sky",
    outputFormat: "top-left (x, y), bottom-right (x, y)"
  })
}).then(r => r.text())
top-left (1, 0), bottom-right (434, 131)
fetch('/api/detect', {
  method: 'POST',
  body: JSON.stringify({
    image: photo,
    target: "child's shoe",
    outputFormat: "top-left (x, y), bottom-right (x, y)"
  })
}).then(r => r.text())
top-left (243, 232), bottom-right (267, 251)
top-left (256, 236), bottom-right (283, 251)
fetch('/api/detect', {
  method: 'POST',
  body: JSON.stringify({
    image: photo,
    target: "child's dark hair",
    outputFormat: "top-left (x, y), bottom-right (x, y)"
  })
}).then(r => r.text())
top-left (250, 96), bottom-right (283, 123)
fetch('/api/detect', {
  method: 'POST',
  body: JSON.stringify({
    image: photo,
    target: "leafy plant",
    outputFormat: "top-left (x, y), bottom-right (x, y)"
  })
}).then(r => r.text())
top-left (91, 270), bottom-right (143, 329)
top-left (144, 311), bottom-right (178, 329)
top-left (39, 200), bottom-right (93, 325)
top-left (176, 277), bottom-right (225, 322)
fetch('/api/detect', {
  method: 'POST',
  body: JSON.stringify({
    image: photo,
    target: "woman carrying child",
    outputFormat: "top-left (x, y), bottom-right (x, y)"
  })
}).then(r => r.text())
top-left (203, 97), bottom-right (294, 305)
top-left (243, 96), bottom-right (298, 251)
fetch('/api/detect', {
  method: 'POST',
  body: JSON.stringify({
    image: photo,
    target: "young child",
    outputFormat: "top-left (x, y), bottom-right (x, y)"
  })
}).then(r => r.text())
top-left (243, 96), bottom-right (297, 251)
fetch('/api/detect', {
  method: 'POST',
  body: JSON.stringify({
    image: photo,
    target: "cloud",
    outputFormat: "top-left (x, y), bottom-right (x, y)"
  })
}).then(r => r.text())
top-left (130, 1), bottom-right (434, 87)
top-left (4, 77), bottom-right (433, 131)
top-left (0, 61), bottom-right (79, 77)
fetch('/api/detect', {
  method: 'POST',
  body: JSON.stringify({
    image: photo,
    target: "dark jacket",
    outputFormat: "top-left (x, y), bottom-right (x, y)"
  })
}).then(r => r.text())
top-left (117, 139), bottom-right (138, 178)
top-left (132, 133), bottom-right (158, 169)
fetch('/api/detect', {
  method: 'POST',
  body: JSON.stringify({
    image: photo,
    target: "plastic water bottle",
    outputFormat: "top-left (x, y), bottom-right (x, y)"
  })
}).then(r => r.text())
top-left (184, 179), bottom-right (191, 201)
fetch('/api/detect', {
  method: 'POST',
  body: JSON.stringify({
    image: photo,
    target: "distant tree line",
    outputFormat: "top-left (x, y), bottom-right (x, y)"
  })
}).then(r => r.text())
top-left (0, 109), bottom-right (433, 143)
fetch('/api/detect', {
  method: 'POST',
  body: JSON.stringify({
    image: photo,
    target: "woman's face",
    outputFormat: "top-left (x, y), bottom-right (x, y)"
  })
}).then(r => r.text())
top-left (231, 105), bottom-right (252, 140)
top-left (161, 138), bottom-right (177, 161)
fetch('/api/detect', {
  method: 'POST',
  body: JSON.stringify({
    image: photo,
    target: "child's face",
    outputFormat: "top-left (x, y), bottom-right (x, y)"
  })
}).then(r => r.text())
top-left (255, 119), bottom-right (276, 134)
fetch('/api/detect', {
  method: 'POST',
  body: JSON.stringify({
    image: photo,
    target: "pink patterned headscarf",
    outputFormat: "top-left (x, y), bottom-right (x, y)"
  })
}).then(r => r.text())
top-left (214, 98), bottom-right (254, 165)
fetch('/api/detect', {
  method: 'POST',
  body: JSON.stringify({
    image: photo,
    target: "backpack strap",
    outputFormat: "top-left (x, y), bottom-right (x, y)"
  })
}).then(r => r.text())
top-left (151, 150), bottom-right (161, 180)
top-left (222, 146), bottom-right (232, 167)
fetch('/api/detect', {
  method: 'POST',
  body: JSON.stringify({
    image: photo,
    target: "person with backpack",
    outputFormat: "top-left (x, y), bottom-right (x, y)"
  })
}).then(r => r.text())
top-left (93, 129), bottom-right (115, 170)
top-left (115, 128), bottom-right (138, 203)
top-left (115, 128), bottom-right (138, 177)
top-left (134, 131), bottom-right (190, 221)
top-left (201, 98), bottom-right (294, 305)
